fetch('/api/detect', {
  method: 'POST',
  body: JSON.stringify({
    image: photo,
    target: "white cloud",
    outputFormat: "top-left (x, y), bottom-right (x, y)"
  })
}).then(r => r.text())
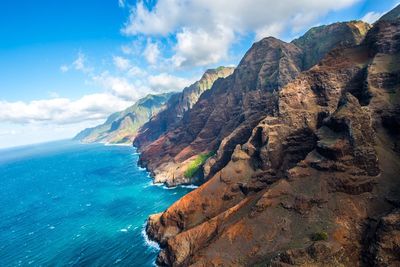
top-left (122, 0), bottom-right (181, 35)
top-left (61, 52), bottom-right (93, 74)
top-left (172, 25), bottom-right (235, 67)
top-left (148, 73), bottom-right (193, 92)
top-left (73, 52), bottom-right (87, 71)
top-left (0, 93), bottom-right (132, 125)
top-left (122, 0), bottom-right (360, 67)
top-left (361, 11), bottom-right (384, 24)
top-left (143, 40), bottom-right (160, 65)
top-left (92, 72), bottom-right (152, 101)
top-left (127, 66), bottom-right (147, 77)
top-left (113, 56), bottom-right (131, 71)
top-left (255, 23), bottom-right (285, 42)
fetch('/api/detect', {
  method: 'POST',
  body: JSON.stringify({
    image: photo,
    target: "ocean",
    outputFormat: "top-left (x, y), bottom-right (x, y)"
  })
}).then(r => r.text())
top-left (0, 140), bottom-right (193, 266)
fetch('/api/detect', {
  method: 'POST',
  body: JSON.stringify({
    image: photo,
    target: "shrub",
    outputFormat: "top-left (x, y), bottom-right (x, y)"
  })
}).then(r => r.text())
top-left (311, 231), bottom-right (329, 241)
top-left (184, 152), bottom-right (215, 178)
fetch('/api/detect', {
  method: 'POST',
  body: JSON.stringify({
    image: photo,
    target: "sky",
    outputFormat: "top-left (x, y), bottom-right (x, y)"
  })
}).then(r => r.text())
top-left (0, 0), bottom-right (398, 149)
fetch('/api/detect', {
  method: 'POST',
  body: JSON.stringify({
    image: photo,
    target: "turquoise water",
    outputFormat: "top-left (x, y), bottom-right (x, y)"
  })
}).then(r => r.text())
top-left (0, 141), bottom-right (192, 266)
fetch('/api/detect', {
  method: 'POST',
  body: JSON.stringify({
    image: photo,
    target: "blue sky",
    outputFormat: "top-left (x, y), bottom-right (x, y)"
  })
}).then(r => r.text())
top-left (0, 0), bottom-right (398, 148)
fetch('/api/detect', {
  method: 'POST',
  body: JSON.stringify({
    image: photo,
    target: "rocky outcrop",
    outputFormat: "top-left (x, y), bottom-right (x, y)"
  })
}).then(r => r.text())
top-left (74, 93), bottom-right (173, 144)
top-left (135, 21), bottom-right (371, 187)
top-left (133, 67), bottom-right (234, 148)
top-left (363, 209), bottom-right (400, 266)
top-left (292, 21), bottom-right (371, 70)
top-left (145, 7), bottom-right (400, 266)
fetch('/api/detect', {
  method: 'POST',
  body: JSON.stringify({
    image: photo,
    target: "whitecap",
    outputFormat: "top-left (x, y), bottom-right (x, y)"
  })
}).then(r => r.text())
top-left (104, 142), bottom-right (132, 147)
top-left (153, 182), bottom-right (164, 187)
top-left (119, 228), bottom-right (128, 233)
top-left (141, 225), bottom-right (160, 251)
top-left (180, 184), bottom-right (199, 189)
top-left (162, 185), bottom-right (177, 190)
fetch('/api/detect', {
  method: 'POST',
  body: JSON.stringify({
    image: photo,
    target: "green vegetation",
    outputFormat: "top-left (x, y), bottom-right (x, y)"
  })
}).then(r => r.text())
top-left (184, 152), bottom-right (215, 178)
top-left (311, 231), bottom-right (329, 241)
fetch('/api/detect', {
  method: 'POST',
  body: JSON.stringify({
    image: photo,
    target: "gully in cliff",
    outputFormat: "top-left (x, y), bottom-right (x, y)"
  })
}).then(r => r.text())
top-left (1, 1), bottom-right (399, 266)
top-left (139, 5), bottom-right (400, 266)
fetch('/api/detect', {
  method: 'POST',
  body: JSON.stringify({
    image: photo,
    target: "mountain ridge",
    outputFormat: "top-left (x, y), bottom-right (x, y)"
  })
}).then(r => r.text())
top-left (140, 5), bottom-right (400, 266)
top-left (74, 93), bottom-right (174, 144)
top-left (133, 66), bottom-right (235, 148)
top-left (134, 20), bottom-right (372, 187)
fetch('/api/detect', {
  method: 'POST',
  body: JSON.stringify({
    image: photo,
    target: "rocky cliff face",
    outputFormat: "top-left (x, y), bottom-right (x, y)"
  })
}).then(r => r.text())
top-left (74, 93), bottom-right (173, 144)
top-left (292, 21), bottom-right (371, 70)
top-left (134, 67), bottom-right (234, 148)
top-left (144, 8), bottom-right (400, 266)
top-left (135, 21), bottom-right (371, 186)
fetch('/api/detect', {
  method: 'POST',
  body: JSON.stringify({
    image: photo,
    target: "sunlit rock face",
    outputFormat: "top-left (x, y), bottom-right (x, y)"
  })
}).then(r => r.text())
top-left (136, 21), bottom-right (371, 187)
top-left (143, 8), bottom-right (400, 267)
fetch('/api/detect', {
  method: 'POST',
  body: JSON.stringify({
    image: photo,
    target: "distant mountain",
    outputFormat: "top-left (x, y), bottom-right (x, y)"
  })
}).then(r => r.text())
top-left (74, 93), bottom-right (174, 144)
top-left (133, 66), bottom-right (235, 148)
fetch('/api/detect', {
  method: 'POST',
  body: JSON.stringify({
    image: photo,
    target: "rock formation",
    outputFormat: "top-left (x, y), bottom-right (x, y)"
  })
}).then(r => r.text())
top-left (142, 7), bottom-right (400, 266)
top-left (135, 21), bottom-right (371, 186)
top-left (134, 66), bottom-right (234, 148)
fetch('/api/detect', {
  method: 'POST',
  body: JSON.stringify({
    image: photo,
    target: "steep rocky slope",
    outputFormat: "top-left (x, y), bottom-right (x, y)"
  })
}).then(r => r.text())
top-left (135, 21), bottom-right (371, 186)
top-left (145, 9), bottom-right (400, 266)
top-left (134, 67), bottom-right (234, 148)
top-left (74, 93), bottom-right (173, 144)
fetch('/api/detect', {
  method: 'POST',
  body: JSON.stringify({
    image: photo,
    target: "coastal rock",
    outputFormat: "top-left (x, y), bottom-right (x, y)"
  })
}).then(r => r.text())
top-left (144, 8), bottom-right (400, 266)
top-left (134, 67), bottom-right (234, 149)
top-left (136, 21), bottom-right (371, 187)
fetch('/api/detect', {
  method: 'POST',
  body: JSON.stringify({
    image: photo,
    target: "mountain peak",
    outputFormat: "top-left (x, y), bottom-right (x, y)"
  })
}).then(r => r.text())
top-left (292, 21), bottom-right (371, 69)
top-left (204, 66), bottom-right (235, 75)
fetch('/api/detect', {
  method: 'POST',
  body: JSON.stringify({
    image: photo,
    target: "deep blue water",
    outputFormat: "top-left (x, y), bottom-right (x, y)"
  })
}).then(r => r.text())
top-left (0, 140), bottom-right (193, 266)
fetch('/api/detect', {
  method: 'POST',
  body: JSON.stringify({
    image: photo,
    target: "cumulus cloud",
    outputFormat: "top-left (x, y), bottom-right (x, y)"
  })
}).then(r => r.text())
top-left (0, 71), bottom-right (192, 126)
top-left (361, 11), bottom-right (384, 24)
top-left (148, 73), bottom-right (194, 92)
top-left (92, 72), bottom-right (152, 101)
top-left (0, 93), bottom-right (132, 125)
top-left (143, 40), bottom-right (160, 65)
top-left (172, 26), bottom-right (235, 67)
top-left (73, 52), bottom-right (92, 73)
top-left (113, 56), bottom-right (131, 71)
top-left (122, 0), bottom-right (360, 67)
top-left (127, 66), bottom-right (147, 77)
